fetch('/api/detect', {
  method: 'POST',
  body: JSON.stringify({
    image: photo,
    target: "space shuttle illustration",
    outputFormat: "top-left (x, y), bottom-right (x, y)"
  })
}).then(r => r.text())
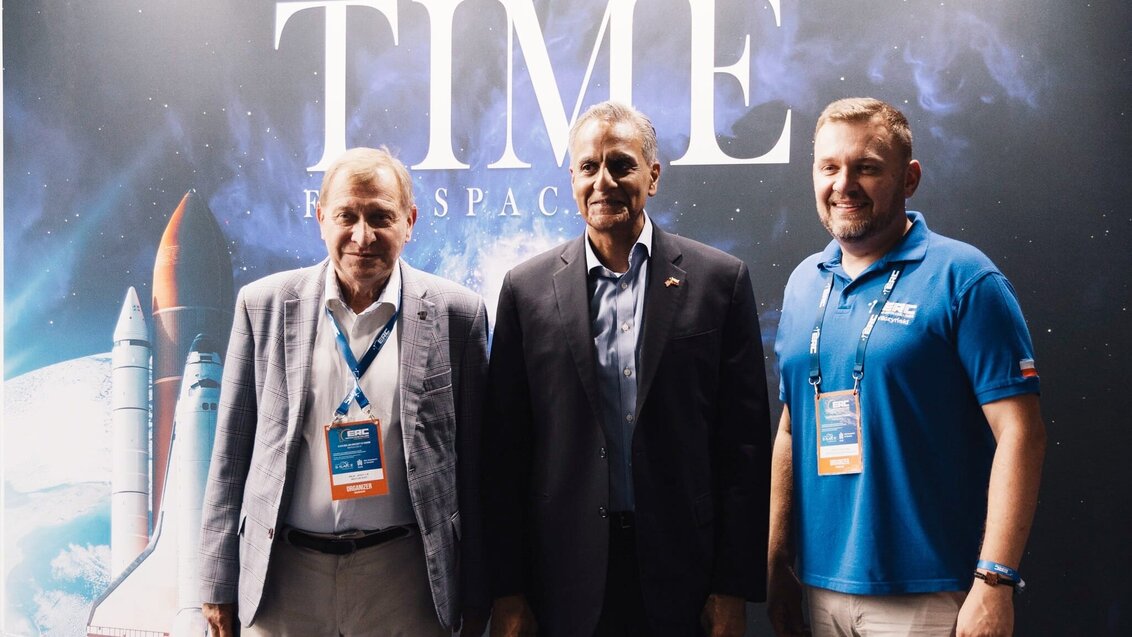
top-left (88, 191), bottom-right (234, 637)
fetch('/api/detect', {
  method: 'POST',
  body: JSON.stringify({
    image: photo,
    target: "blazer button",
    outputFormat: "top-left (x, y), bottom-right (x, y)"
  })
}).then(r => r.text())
top-left (598, 506), bottom-right (608, 518)
top-left (408, 463), bottom-right (416, 473)
top-left (599, 447), bottom-right (607, 459)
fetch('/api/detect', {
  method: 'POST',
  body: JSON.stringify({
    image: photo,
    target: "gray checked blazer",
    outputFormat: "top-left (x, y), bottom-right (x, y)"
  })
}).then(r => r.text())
top-left (198, 258), bottom-right (488, 629)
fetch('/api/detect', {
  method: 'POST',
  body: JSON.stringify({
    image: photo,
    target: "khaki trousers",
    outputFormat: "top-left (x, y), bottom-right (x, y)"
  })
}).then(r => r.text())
top-left (807, 586), bottom-right (966, 637)
top-left (245, 527), bottom-right (449, 637)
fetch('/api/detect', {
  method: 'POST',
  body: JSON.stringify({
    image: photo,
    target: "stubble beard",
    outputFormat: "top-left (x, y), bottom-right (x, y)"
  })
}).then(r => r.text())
top-left (822, 212), bottom-right (872, 242)
top-left (820, 202), bottom-right (900, 244)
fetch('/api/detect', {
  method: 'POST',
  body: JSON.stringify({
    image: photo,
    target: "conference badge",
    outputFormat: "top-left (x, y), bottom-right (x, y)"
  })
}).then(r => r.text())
top-left (323, 419), bottom-right (389, 500)
top-left (814, 389), bottom-right (863, 475)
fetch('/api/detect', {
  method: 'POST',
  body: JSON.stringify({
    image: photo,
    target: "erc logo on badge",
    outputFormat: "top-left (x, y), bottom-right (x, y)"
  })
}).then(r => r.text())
top-left (341, 427), bottom-right (371, 442)
top-left (879, 301), bottom-right (918, 325)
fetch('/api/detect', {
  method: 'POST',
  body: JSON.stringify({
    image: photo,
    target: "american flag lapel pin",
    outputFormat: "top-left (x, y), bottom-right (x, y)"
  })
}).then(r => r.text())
top-left (664, 276), bottom-right (681, 288)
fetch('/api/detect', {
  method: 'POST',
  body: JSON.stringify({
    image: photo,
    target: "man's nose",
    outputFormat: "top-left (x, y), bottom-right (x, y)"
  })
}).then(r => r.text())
top-left (833, 169), bottom-right (856, 194)
top-left (352, 221), bottom-right (376, 245)
top-left (594, 164), bottom-right (616, 190)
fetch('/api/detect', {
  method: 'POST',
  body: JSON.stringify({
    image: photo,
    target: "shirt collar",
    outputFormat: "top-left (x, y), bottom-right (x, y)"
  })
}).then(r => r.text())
top-left (819, 211), bottom-right (929, 272)
top-left (324, 259), bottom-right (403, 316)
top-left (585, 212), bottom-right (654, 275)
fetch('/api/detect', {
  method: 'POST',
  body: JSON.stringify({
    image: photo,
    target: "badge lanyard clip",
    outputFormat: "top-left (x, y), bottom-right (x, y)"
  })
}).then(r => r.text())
top-left (325, 284), bottom-right (401, 426)
top-left (808, 264), bottom-right (905, 397)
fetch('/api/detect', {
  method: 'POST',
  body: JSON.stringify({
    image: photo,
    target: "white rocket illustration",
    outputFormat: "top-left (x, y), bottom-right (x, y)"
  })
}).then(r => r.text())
top-left (171, 334), bottom-right (221, 637)
top-left (88, 334), bottom-right (222, 637)
top-left (110, 286), bottom-right (152, 577)
top-left (88, 191), bottom-right (233, 636)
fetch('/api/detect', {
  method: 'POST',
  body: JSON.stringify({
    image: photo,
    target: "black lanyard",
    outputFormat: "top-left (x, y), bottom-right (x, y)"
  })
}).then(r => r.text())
top-left (808, 263), bottom-right (905, 395)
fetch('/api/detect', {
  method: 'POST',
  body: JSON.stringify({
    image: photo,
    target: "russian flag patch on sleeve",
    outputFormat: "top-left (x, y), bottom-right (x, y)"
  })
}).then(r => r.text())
top-left (1019, 358), bottom-right (1039, 378)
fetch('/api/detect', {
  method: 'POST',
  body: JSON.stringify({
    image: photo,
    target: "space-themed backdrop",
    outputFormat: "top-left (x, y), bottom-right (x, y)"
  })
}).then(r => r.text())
top-left (3, 1), bottom-right (1130, 635)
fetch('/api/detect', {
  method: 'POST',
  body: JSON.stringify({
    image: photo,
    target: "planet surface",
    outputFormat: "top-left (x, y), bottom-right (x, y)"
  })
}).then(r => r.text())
top-left (4, 354), bottom-right (114, 636)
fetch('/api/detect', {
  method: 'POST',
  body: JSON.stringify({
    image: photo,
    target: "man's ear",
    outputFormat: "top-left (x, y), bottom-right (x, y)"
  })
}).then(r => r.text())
top-left (404, 205), bottom-right (418, 242)
top-left (904, 159), bottom-right (922, 198)
top-left (315, 202), bottom-right (326, 239)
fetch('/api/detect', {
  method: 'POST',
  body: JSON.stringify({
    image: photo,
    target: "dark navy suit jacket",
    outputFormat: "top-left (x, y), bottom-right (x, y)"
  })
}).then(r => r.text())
top-left (484, 226), bottom-right (772, 636)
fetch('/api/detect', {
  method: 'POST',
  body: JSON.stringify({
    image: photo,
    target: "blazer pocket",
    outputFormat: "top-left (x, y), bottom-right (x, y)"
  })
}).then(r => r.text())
top-left (422, 369), bottom-right (453, 393)
top-left (666, 329), bottom-right (722, 386)
top-left (671, 327), bottom-right (720, 341)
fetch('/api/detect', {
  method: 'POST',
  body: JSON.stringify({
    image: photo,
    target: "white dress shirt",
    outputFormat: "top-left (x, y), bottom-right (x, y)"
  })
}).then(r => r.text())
top-left (284, 263), bottom-right (415, 533)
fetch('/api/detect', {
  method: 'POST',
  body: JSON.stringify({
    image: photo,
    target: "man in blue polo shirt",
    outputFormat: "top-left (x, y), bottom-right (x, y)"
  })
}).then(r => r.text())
top-left (768, 97), bottom-right (1046, 637)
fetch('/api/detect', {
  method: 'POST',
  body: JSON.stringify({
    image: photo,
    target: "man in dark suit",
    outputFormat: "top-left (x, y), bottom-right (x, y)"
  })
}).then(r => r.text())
top-left (484, 101), bottom-right (772, 637)
top-left (198, 147), bottom-right (488, 636)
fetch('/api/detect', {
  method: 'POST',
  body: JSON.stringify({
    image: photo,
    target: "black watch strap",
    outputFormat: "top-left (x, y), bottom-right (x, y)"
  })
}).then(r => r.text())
top-left (974, 569), bottom-right (1025, 594)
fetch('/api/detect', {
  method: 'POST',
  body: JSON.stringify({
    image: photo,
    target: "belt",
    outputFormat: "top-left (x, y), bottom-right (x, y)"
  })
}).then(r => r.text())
top-left (285, 525), bottom-right (413, 555)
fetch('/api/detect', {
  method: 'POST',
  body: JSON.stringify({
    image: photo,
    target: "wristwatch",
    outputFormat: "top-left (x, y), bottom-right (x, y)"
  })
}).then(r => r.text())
top-left (973, 569), bottom-right (1026, 594)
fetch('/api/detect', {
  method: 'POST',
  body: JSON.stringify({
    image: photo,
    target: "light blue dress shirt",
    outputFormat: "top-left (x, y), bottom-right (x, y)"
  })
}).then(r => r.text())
top-left (585, 214), bottom-right (653, 512)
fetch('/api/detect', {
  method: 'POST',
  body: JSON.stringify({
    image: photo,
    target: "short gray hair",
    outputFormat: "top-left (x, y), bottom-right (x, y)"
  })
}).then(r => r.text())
top-left (568, 100), bottom-right (658, 165)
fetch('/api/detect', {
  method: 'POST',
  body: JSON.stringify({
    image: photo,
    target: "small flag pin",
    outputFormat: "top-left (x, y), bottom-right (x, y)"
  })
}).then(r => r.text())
top-left (664, 277), bottom-right (681, 288)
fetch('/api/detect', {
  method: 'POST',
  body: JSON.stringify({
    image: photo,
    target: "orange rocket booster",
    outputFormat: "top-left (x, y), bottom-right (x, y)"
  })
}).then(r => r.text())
top-left (150, 190), bottom-right (233, 517)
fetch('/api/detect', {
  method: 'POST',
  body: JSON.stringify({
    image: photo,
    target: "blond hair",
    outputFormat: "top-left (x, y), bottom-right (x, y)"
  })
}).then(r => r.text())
top-left (815, 98), bottom-right (913, 161)
top-left (319, 146), bottom-right (415, 211)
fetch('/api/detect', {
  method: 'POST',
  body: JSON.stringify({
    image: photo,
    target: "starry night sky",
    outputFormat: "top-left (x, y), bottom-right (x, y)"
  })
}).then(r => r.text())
top-left (4, 1), bottom-right (1131, 633)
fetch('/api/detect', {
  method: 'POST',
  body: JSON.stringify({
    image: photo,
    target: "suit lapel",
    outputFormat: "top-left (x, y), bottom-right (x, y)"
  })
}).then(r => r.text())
top-left (553, 237), bottom-right (608, 429)
top-left (397, 261), bottom-right (436, 462)
top-left (636, 227), bottom-right (686, 418)
top-left (284, 261), bottom-right (328, 441)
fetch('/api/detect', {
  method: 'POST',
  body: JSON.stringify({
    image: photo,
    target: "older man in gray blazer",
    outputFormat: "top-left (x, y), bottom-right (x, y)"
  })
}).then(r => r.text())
top-left (198, 147), bottom-right (488, 636)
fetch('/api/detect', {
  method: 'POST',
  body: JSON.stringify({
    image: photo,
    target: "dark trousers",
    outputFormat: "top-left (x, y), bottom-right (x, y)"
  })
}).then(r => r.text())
top-left (594, 512), bottom-right (651, 637)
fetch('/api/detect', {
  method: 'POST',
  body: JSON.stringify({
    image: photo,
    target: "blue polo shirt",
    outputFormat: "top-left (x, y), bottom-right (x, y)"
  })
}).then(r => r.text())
top-left (775, 212), bottom-right (1041, 594)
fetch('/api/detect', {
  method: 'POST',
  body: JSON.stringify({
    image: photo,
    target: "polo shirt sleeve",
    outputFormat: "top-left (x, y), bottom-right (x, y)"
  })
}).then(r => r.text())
top-left (775, 269), bottom-right (808, 405)
top-left (954, 271), bottom-right (1041, 405)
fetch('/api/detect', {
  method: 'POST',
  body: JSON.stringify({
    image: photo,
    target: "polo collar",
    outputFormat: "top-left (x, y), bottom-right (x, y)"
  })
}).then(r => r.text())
top-left (818, 211), bottom-right (929, 274)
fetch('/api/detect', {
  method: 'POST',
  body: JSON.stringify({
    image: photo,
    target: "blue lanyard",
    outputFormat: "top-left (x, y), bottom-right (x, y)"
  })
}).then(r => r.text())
top-left (326, 291), bottom-right (401, 419)
top-left (808, 263), bottom-right (905, 395)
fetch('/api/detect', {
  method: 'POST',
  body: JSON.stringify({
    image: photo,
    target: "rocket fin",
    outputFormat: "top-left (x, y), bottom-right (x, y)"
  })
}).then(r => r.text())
top-left (87, 458), bottom-right (180, 635)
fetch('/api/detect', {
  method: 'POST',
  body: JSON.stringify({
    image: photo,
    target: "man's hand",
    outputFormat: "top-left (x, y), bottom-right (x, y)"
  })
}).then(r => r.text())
top-left (459, 607), bottom-right (490, 637)
top-left (766, 562), bottom-right (809, 637)
top-left (490, 595), bottom-right (538, 637)
top-left (957, 580), bottom-right (1014, 637)
top-left (202, 602), bottom-right (237, 637)
top-left (700, 593), bottom-right (746, 637)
